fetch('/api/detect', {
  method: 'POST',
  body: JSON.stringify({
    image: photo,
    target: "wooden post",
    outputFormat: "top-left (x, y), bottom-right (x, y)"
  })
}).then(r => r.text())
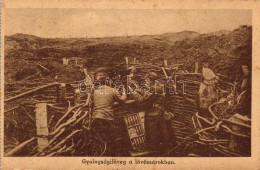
top-left (63, 58), bottom-right (67, 65)
top-left (134, 58), bottom-right (136, 64)
top-left (164, 60), bottom-right (168, 67)
top-left (35, 103), bottom-right (49, 152)
top-left (68, 101), bottom-right (71, 109)
top-left (60, 83), bottom-right (67, 105)
top-left (66, 59), bottom-right (70, 65)
top-left (195, 62), bottom-right (199, 73)
top-left (74, 89), bottom-right (81, 105)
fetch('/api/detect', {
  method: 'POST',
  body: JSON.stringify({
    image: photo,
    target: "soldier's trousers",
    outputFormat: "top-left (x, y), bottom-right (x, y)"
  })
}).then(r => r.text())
top-left (91, 118), bottom-right (116, 156)
top-left (145, 114), bottom-right (175, 153)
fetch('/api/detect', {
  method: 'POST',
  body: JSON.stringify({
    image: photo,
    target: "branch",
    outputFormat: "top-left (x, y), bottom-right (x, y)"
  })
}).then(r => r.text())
top-left (5, 137), bottom-right (36, 156)
top-left (36, 63), bottom-right (50, 72)
top-left (5, 82), bottom-right (60, 102)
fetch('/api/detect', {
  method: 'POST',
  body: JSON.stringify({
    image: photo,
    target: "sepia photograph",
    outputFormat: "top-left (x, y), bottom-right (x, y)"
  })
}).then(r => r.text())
top-left (2, 8), bottom-right (253, 159)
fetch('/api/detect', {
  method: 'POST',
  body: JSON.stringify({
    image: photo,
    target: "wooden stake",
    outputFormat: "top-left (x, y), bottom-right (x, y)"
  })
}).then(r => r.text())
top-left (66, 59), bottom-right (70, 65)
top-left (63, 58), bottom-right (66, 65)
top-left (162, 67), bottom-right (169, 79)
top-left (35, 103), bottom-right (49, 152)
top-left (164, 60), bottom-right (168, 67)
top-left (60, 83), bottom-right (67, 105)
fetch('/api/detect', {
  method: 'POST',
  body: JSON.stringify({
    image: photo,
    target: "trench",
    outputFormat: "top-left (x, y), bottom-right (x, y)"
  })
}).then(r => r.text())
top-left (4, 64), bottom-right (250, 157)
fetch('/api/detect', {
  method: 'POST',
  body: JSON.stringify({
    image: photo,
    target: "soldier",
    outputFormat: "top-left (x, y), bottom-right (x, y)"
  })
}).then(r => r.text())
top-left (197, 62), bottom-right (218, 118)
top-left (129, 72), bottom-right (174, 155)
top-left (90, 71), bottom-right (127, 156)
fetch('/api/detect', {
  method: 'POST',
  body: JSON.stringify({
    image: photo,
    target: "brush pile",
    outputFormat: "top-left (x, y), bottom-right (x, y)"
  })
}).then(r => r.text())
top-left (191, 80), bottom-right (251, 156)
top-left (4, 84), bottom-right (108, 157)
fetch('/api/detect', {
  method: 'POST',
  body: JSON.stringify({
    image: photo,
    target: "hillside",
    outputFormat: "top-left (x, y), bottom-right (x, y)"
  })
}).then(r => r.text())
top-left (4, 25), bottom-right (251, 84)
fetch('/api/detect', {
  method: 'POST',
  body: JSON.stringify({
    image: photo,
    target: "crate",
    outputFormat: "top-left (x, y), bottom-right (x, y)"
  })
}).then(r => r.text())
top-left (124, 112), bottom-right (146, 151)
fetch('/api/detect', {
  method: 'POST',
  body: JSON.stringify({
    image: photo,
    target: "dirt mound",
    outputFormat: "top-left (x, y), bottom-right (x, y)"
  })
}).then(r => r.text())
top-left (4, 25), bottom-right (251, 84)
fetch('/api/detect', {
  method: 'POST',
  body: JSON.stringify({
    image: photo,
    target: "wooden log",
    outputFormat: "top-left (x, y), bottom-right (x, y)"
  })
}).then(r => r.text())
top-left (35, 103), bottom-right (49, 152)
top-left (5, 82), bottom-right (60, 102)
top-left (47, 104), bottom-right (65, 111)
top-left (46, 130), bottom-right (82, 154)
top-left (54, 104), bottom-right (84, 129)
top-left (5, 137), bottom-right (36, 156)
top-left (48, 128), bottom-right (65, 147)
top-left (114, 99), bottom-right (135, 106)
top-left (4, 105), bottom-right (21, 113)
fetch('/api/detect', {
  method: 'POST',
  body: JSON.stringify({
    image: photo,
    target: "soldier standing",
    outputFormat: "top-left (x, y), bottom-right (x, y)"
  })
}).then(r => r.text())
top-left (91, 71), bottom-right (127, 156)
top-left (129, 72), bottom-right (174, 155)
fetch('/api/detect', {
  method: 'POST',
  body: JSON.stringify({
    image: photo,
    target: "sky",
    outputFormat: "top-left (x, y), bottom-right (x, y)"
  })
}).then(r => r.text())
top-left (4, 9), bottom-right (252, 38)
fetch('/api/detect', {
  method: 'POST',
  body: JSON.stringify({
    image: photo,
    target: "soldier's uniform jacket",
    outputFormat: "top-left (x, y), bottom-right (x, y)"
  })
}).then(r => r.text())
top-left (130, 83), bottom-right (174, 152)
top-left (131, 83), bottom-right (166, 116)
top-left (198, 67), bottom-right (218, 110)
